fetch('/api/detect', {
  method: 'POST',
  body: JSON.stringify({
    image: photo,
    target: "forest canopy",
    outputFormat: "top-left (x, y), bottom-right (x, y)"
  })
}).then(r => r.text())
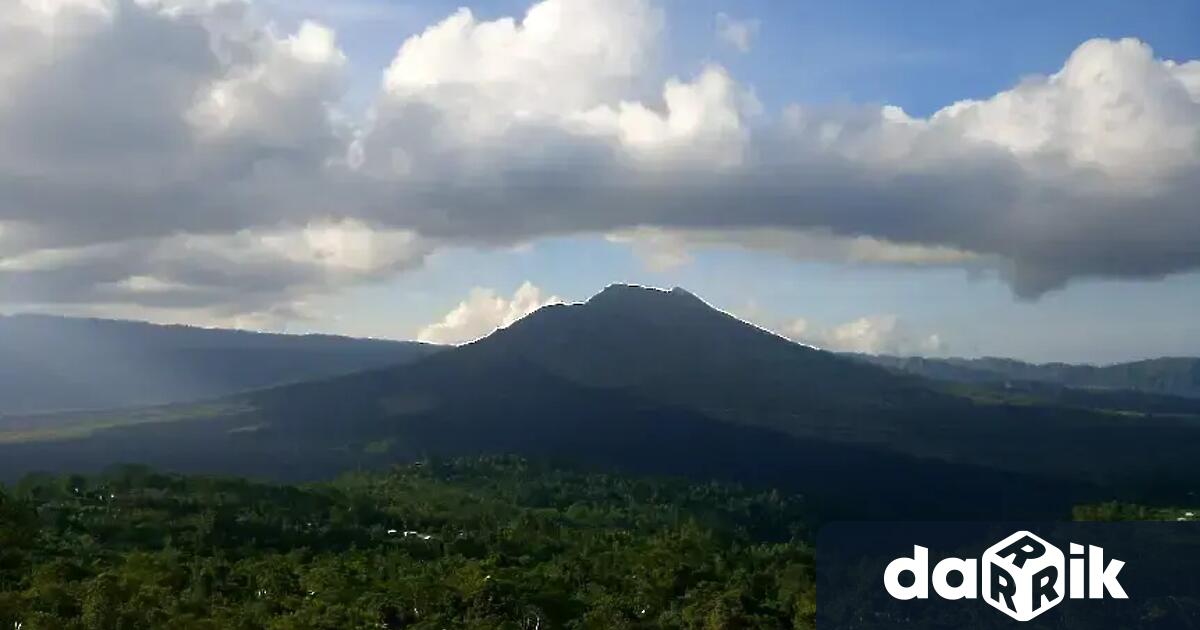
top-left (0, 457), bottom-right (816, 629)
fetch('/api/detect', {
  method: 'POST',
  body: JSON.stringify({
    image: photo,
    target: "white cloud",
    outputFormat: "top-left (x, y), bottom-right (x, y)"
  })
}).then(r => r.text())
top-left (809, 315), bottom-right (943, 355)
top-left (380, 0), bottom-right (661, 125)
top-left (929, 38), bottom-right (1199, 178)
top-left (756, 312), bottom-right (943, 355)
top-left (715, 12), bottom-right (758, 54)
top-left (417, 281), bottom-right (562, 344)
top-left (0, 0), bottom-right (396, 324)
top-left (187, 19), bottom-right (345, 143)
top-left (107, 275), bottom-right (191, 294)
top-left (570, 65), bottom-right (759, 167)
top-left (1, 0), bottom-right (1199, 329)
top-left (352, 24), bottom-right (1200, 297)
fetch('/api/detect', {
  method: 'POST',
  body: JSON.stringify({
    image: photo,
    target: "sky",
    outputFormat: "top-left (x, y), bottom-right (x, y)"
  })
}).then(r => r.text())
top-left (0, 0), bottom-right (1198, 364)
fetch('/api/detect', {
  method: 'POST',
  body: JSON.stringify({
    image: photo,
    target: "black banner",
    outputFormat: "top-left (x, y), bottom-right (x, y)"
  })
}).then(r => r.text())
top-left (817, 522), bottom-right (1200, 628)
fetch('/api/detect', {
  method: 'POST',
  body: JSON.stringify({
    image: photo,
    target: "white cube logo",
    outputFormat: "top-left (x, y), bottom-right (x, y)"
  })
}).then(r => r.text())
top-left (982, 531), bottom-right (1065, 621)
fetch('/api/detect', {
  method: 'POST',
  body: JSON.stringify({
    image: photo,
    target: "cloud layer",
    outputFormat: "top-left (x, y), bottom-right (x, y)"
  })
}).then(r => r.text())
top-left (2, 0), bottom-right (1198, 325)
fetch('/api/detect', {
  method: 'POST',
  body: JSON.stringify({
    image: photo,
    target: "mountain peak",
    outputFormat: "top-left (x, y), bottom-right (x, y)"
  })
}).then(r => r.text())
top-left (483, 282), bottom-right (765, 355)
top-left (590, 283), bottom-right (671, 298)
top-left (587, 284), bottom-right (708, 309)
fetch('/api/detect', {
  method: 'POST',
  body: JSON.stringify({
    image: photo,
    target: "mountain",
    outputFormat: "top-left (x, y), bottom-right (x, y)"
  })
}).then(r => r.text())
top-left (0, 314), bottom-right (440, 413)
top-left (457, 285), bottom-right (953, 442)
top-left (0, 342), bottom-right (1076, 520)
top-left (446, 287), bottom-right (1200, 488)
top-left (856, 354), bottom-right (1200, 398)
top-left (3, 285), bottom-right (1200, 518)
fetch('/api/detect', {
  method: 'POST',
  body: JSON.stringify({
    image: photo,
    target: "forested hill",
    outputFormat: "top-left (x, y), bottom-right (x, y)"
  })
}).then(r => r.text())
top-left (0, 314), bottom-right (439, 413)
top-left (0, 457), bottom-right (816, 629)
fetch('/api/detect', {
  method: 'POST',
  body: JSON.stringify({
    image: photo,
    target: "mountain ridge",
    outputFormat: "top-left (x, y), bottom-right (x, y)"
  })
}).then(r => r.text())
top-left (0, 313), bottom-right (440, 414)
top-left (856, 353), bottom-right (1200, 399)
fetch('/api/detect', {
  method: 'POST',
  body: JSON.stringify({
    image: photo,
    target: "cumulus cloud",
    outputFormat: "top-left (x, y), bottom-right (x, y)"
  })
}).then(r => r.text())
top-left (784, 315), bottom-right (943, 356)
top-left (2, 0), bottom-right (1199, 328)
top-left (715, 13), bottom-right (758, 53)
top-left (0, 0), bottom-right (385, 322)
top-left (0, 0), bottom-right (348, 241)
top-left (381, 0), bottom-right (660, 115)
top-left (348, 7), bottom-right (1200, 298)
top-left (417, 281), bottom-right (562, 344)
top-left (736, 305), bottom-right (943, 355)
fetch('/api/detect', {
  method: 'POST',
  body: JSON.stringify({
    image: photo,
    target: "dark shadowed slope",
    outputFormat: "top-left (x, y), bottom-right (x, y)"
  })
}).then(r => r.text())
top-left (3, 285), bottom-right (1200, 514)
top-left (455, 284), bottom-right (952, 443)
top-left (0, 348), bottom-right (1081, 519)
top-left (442, 286), bottom-right (1200, 487)
top-left (0, 314), bottom-right (440, 413)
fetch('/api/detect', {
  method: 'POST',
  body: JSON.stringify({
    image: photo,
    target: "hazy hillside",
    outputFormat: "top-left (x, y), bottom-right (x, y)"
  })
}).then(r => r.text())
top-left (857, 354), bottom-right (1200, 398)
top-left (0, 314), bottom-right (439, 413)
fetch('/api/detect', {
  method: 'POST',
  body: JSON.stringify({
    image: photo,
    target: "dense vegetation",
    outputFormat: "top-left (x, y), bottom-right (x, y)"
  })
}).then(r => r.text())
top-left (0, 457), bottom-right (816, 629)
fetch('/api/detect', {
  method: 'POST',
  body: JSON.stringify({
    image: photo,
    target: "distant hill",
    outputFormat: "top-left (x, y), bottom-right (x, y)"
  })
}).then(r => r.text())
top-left (0, 314), bottom-right (439, 413)
top-left (856, 354), bottom-right (1200, 399)
top-left (3, 285), bottom-right (1200, 518)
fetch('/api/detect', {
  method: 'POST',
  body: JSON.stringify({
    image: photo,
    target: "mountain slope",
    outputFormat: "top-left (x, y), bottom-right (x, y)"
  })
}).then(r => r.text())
top-left (458, 285), bottom-right (952, 442)
top-left (3, 285), bottom-right (1200, 515)
top-left (0, 349), bottom-right (1080, 519)
top-left (0, 314), bottom-right (439, 413)
top-left (439, 286), bottom-right (1200, 487)
top-left (858, 354), bottom-right (1200, 399)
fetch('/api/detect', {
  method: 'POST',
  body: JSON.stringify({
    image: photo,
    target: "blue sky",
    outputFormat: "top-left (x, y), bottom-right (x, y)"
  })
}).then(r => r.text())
top-left (3, 0), bottom-right (1198, 363)
top-left (318, 238), bottom-right (1200, 364)
top-left (275, 0), bottom-right (1200, 363)
top-left (282, 0), bottom-right (1200, 115)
